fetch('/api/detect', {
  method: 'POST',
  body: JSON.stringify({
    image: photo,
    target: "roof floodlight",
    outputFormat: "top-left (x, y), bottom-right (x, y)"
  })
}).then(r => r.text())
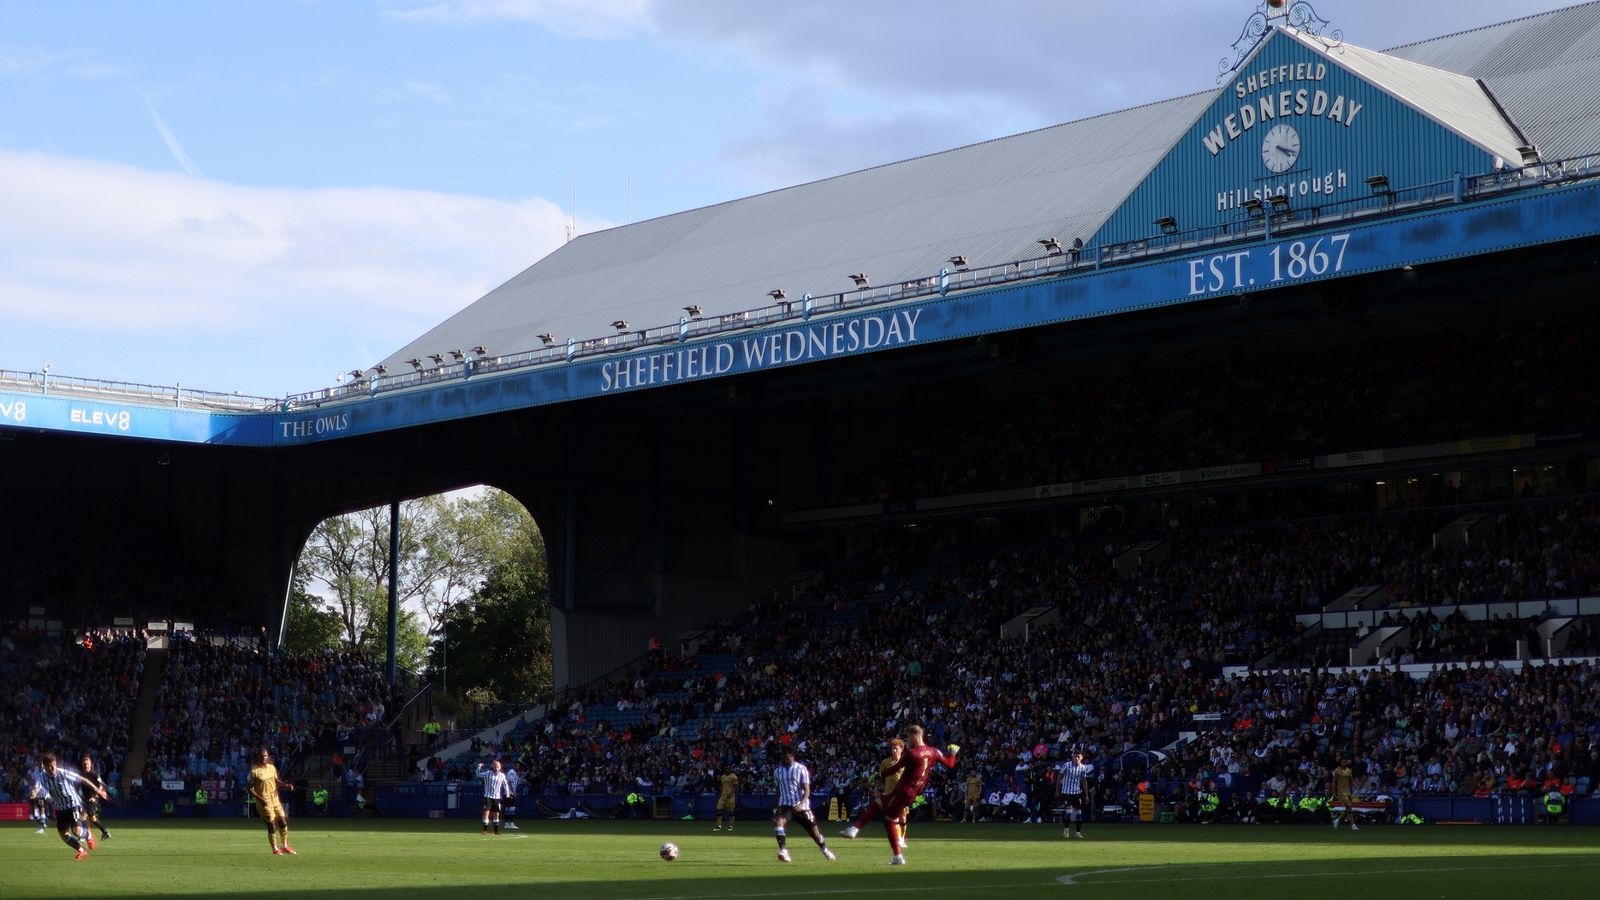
top-left (1154, 216), bottom-right (1179, 235)
top-left (1038, 238), bottom-right (1063, 255)
top-left (1365, 174), bottom-right (1390, 194)
top-left (848, 273), bottom-right (870, 288)
top-left (949, 255), bottom-right (969, 268)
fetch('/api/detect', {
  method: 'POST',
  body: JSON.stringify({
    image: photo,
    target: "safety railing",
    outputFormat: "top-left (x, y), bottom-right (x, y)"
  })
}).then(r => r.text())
top-left (0, 368), bottom-right (280, 411)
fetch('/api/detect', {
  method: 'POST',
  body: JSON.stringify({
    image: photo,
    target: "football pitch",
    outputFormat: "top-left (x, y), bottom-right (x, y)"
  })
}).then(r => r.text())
top-left (3, 819), bottom-right (1597, 899)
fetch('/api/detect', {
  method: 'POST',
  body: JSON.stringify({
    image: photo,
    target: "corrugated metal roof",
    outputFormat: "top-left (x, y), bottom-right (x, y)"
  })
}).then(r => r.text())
top-left (1304, 32), bottom-right (1525, 161)
top-left (384, 4), bottom-right (1600, 369)
top-left (1385, 1), bottom-right (1600, 158)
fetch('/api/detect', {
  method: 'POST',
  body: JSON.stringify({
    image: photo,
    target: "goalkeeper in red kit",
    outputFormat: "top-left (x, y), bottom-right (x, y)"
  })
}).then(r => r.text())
top-left (839, 724), bottom-right (958, 865)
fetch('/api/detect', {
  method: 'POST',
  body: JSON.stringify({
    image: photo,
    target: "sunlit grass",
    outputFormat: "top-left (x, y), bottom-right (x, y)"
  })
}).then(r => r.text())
top-left (3, 818), bottom-right (1596, 899)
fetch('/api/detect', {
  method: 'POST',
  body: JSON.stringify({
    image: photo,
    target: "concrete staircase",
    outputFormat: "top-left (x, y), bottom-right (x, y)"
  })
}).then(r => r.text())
top-left (120, 646), bottom-right (167, 789)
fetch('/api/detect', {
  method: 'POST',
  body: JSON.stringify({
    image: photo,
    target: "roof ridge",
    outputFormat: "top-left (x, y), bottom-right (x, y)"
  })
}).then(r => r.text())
top-left (579, 88), bottom-right (1219, 241)
top-left (1382, 1), bottom-right (1600, 53)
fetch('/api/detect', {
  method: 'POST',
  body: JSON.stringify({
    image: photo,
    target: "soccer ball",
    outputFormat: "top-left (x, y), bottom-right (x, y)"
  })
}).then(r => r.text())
top-left (659, 842), bottom-right (679, 861)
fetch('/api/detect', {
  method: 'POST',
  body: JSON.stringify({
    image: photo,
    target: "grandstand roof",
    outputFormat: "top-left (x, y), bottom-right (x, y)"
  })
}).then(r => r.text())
top-left (382, 3), bottom-right (1600, 371)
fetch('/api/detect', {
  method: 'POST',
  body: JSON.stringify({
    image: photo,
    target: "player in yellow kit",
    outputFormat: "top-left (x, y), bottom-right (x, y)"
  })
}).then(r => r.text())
top-left (248, 747), bottom-right (298, 855)
top-left (1329, 757), bottom-right (1358, 832)
top-left (714, 767), bottom-right (739, 831)
top-left (878, 739), bottom-right (910, 847)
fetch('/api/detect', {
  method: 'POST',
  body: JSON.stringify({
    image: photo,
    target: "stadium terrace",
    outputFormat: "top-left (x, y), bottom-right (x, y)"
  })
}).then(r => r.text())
top-left (5, 7), bottom-right (1600, 892)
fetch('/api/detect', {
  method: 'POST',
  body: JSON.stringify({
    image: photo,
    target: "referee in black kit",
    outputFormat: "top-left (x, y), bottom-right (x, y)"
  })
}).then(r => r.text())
top-left (1057, 750), bottom-right (1095, 839)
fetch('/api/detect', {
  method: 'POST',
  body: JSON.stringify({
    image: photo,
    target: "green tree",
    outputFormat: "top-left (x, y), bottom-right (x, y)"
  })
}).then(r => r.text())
top-left (432, 498), bottom-right (551, 706)
top-left (282, 573), bottom-right (342, 656)
top-left (294, 489), bottom-right (546, 682)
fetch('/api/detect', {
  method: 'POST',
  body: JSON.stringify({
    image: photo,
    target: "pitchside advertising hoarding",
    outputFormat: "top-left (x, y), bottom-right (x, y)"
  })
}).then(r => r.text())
top-left (1, 178), bottom-right (1599, 447)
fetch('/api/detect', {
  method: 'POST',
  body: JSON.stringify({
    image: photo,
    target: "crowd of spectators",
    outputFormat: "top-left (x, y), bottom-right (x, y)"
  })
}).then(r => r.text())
top-left (8, 495), bottom-right (1599, 822)
top-left (414, 496), bottom-right (1600, 818)
top-left (144, 635), bottom-right (390, 783)
top-left (827, 317), bottom-right (1600, 505)
top-left (1158, 662), bottom-right (1600, 809)
top-left (0, 624), bottom-right (144, 802)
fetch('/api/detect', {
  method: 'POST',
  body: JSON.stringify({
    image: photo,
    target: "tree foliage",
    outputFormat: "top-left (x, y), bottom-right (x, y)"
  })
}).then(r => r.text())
top-left (289, 489), bottom-right (542, 678)
top-left (282, 572), bottom-right (342, 657)
top-left (431, 493), bottom-right (552, 707)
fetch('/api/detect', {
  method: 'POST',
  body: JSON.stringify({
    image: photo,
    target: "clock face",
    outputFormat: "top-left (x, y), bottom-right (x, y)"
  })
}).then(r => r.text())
top-left (1261, 124), bottom-right (1301, 174)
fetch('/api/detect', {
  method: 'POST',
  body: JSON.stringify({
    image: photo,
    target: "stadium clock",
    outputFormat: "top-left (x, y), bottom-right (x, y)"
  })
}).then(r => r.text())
top-left (1261, 123), bottom-right (1301, 174)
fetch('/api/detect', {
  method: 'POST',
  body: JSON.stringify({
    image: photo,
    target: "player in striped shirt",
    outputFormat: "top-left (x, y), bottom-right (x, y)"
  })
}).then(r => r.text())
top-left (1057, 751), bottom-right (1094, 839)
top-left (476, 759), bottom-right (511, 835)
top-left (28, 764), bottom-right (50, 833)
top-left (41, 753), bottom-right (107, 861)
top-left (771, 745), bottom-right (835, 863)
top-left (503, 761), bottom-right (521, 830)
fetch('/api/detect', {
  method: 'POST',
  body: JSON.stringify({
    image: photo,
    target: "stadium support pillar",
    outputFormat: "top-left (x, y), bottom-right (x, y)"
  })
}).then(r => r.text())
top-left (387, 498), bottom-right (400, 685)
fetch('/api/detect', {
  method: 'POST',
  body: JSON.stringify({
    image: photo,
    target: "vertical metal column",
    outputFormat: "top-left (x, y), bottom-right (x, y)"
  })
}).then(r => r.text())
top-left (387, 498), bottom-right (400, 685)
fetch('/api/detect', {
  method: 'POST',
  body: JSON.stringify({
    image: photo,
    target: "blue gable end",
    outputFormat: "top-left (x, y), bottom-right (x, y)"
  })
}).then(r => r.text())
top-left (1092, 29), bottom-right (1503, 247)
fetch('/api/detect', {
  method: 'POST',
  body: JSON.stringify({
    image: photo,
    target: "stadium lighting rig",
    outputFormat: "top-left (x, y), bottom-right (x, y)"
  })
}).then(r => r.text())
top-left (683, 305), bottom-right (703, 318)
top-left (405, 358), bottom-right (423, 371)
top-left (538, 333), bottom-right (555, 346)
top-left (1154, 217), bottom-right (1179, 235)
top-left (848, 273), bottom-right (870, 288)
top-left (1517, 144), bottom-right (1541, 166)
top-left (949, 255), bottom-right (969, 269)
top-left (428, 354), bottom-right (445, 366)
top-left (611, 320), bottom-right (629, 333)
top-left (1037, 238), bottom-right (1063, 255)
top-left (471, 346), bottom-right (489, 358)
top-left (449, 349), bottom-right (466, 362)
top-left (1365, 174), bottom-right (1391, 194)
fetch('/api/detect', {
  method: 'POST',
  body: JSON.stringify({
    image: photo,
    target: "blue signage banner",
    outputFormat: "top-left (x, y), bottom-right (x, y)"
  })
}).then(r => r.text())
top-left (3, 179), bottom-right (1598, 447)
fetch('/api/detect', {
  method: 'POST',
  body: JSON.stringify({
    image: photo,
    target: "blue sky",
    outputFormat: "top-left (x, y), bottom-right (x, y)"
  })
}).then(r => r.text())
top-left (0, 0), bottom-right (1575, 396)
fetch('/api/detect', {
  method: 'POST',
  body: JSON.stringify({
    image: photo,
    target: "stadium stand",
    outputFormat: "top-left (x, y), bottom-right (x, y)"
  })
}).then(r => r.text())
top-left (0, 625), bottom-right (144, 802)
top-left (401, 491), bottom-right (1598, 825)
top-left (143, 636), bottom-right (389, 783)
top-left (828, 316), bottom-right (1600, 506)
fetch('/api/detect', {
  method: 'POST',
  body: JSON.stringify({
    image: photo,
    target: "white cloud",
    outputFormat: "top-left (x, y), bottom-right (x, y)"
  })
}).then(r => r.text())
top-left (381, 0), bottom-right (654, 39)
top-left (0, 150), bottom-right (583, 344)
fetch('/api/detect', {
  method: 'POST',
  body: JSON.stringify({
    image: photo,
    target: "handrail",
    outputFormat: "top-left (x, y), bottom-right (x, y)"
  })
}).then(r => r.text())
top-left (0, 368), bottom-right (280, 411)
top-left (9, 151), bottom-right (1599, 413)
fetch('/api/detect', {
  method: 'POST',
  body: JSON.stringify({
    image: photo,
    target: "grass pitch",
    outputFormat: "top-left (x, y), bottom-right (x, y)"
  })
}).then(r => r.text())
top-left (3, 818), bottom-right (1597, 899)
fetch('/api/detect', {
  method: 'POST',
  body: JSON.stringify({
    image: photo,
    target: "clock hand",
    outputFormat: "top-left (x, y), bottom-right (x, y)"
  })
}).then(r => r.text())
top-left (1276, 145), bottom-right (1296, 156)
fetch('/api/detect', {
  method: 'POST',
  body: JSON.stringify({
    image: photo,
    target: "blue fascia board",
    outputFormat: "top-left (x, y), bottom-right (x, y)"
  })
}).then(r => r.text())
top-left (3, 179), bottom-right (1597, 448)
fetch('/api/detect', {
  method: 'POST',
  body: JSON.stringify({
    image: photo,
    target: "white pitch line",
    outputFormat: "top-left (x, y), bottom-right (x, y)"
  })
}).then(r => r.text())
top-left (1057, 858), bottom-right (1600, 886)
